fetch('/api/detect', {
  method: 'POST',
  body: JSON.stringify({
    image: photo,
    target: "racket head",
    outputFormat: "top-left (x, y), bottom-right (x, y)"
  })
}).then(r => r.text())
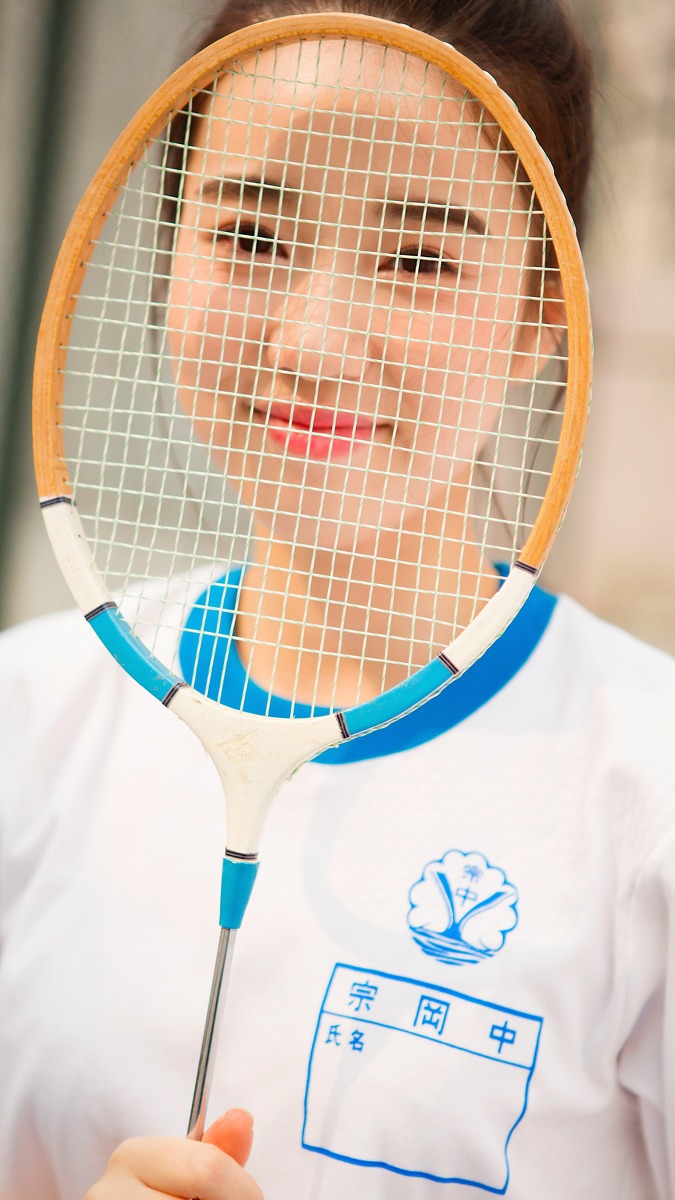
top-left (33, 13), bottom-right (591, 737)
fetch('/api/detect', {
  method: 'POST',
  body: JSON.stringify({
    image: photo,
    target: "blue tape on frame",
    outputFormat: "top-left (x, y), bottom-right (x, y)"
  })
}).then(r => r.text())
top-left (220, 857), bottom-right (260, 929)
top-left (343, 656), bottom-right (454, 737)
top-left (87, 606), bottom-right (182, 703)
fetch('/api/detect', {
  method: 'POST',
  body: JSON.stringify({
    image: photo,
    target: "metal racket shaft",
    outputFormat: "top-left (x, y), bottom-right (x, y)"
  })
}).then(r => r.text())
top-left (187, 925), bottom-right (237, 1139)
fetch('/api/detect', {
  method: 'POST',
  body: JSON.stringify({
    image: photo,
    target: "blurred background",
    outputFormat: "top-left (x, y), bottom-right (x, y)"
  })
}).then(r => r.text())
top-left (1, 0), bottom-right (674, 651)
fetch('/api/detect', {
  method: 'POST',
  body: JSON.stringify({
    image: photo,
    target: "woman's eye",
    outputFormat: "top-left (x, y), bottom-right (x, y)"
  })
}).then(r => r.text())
top-left (215, 221), bottom-right (285, 261)
top-left (387, 246), bottom-right (458, 279)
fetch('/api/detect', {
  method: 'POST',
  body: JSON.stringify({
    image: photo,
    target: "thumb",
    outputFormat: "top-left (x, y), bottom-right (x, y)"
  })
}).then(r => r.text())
top-left (203, 1108), bottom-right (254, 1166)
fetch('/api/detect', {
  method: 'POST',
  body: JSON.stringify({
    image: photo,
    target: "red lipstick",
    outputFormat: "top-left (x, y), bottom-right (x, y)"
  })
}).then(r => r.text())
top-left (262, 403), bottom-right (377, 461)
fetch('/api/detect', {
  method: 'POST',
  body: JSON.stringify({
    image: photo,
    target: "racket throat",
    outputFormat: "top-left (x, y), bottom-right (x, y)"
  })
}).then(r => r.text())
top-left (166, 686), bottom-right (342, 854)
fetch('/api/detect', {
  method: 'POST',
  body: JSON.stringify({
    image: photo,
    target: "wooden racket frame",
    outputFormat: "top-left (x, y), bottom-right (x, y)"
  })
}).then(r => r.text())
top-left (33, 11), bottom-right (591, 571)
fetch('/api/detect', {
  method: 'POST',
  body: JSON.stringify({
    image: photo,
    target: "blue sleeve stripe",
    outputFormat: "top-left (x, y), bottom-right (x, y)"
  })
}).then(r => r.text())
top-left (342, 657), bottom-right (455, 737)
top-left (86, 605), bottom-right (182, 703)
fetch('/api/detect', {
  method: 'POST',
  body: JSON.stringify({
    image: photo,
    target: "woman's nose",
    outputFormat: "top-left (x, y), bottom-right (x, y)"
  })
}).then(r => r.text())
top-left (265, 263), bottom-right (373, 381)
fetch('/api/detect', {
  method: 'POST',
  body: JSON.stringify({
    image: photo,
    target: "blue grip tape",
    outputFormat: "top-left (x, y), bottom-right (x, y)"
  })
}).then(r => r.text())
top-left (219, 857), bottom-right (260, 929)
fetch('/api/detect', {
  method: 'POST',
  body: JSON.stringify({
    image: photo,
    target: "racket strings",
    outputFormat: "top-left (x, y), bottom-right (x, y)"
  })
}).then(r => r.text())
top-left (273, 40), bottom-right (430, 704)
top-left (60, 34), bottom-right (567, 714)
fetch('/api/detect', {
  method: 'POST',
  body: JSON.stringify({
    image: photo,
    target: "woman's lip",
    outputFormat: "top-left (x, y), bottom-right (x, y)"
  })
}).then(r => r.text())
top-left (264, 403), bottom-right (377, 433)
top-left (252, 405), bottom-right (389, 461)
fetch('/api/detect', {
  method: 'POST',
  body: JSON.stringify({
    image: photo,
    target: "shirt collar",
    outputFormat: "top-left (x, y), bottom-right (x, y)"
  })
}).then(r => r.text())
top-left (178, 566), bottom-right (557, 764)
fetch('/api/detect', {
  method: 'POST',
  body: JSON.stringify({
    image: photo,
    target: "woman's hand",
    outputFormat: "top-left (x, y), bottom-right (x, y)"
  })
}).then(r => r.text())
top-left (84, 1108), bottom-right (262, 1199)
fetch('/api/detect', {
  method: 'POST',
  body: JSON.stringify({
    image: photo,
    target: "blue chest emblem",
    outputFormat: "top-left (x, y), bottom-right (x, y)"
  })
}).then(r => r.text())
top-left (408, 850), bottom-right (519, 966)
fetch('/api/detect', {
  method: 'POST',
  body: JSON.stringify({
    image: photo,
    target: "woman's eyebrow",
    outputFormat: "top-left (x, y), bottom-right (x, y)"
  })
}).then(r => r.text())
top-left (199, 177), bottom-right (487, 236)
top-left (200, 174), bottom-right (298, 208)
top-left (382, 200), bottom-right (487, 236)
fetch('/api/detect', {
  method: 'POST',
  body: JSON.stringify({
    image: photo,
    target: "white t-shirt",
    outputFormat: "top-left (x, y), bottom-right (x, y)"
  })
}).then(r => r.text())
top-left (1, 587), bottom-right (674, 1199)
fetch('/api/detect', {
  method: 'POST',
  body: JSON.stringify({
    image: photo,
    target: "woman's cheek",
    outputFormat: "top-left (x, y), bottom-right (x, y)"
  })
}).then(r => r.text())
top-left (174, 303), bottom-right (261, 400)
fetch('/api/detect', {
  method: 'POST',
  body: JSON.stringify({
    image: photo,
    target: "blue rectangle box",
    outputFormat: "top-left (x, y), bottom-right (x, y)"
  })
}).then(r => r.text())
top-left (302, 964), bottom-right (543, 1192)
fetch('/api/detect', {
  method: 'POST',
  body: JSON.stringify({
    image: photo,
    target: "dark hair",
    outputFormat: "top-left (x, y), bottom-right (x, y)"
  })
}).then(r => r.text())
top-left (167, 0), bottom-right (594, 240)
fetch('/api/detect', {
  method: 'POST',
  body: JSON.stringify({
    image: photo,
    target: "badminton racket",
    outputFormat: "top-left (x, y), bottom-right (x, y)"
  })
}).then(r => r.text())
top-left (33, 12), bottom-right (591, 1142)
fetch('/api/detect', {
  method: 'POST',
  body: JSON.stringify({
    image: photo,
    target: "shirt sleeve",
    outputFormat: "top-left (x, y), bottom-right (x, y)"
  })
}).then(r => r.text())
top-left (618, 826), bottom-right (675, 1200)
top-left (0, 627), bottom-right (36, 934)
top-left (0, 612), bottom-right (93, 932)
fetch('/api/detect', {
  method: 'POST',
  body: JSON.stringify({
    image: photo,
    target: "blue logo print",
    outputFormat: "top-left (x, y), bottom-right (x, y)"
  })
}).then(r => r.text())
top-left (408, 850), bottom-right (518, 966)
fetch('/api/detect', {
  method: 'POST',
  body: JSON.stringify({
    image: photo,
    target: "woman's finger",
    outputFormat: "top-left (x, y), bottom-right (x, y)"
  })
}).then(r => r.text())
top-left (203, 1109), bottom-right (254, 1166)
top-left (100, 1135), bottom-right (263, 1200)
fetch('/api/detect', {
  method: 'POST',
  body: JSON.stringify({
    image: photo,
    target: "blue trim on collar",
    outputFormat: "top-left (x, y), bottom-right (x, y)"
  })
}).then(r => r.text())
top-left (178, 568), bottom-right (557, 764)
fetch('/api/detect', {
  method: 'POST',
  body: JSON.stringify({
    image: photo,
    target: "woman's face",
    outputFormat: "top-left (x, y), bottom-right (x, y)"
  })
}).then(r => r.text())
top-left (167, 38), bottom-right (550, 553)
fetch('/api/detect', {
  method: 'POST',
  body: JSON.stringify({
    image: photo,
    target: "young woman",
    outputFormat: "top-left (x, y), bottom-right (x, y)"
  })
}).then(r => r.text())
top-left (1, 2), bottom-right (674, 1199)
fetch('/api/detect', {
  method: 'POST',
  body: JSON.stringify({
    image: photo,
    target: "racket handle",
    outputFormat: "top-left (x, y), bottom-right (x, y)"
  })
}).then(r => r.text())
top-left (186, 925), bottom-right (237, 1139)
